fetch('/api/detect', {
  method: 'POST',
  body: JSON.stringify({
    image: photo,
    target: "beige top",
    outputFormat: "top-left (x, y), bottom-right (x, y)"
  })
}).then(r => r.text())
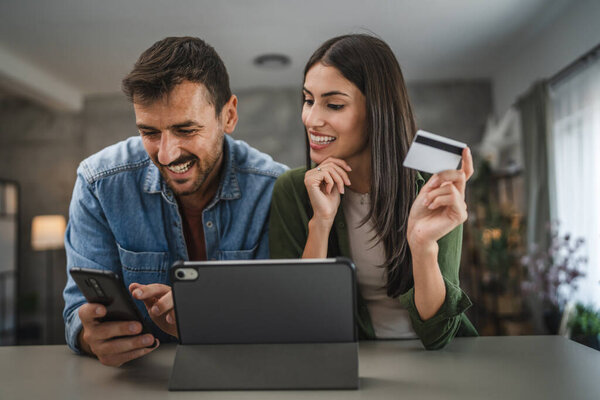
top-left (342, 188), bottom-right (417, 339)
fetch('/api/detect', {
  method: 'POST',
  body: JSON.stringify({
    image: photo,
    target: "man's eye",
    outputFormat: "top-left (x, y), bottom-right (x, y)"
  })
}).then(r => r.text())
top-left (328, 104), bottom-right (344, 110)
top-left (140, 130), bottom-right (159, 137)
top-left (179, 129), bottom-right (197, 134)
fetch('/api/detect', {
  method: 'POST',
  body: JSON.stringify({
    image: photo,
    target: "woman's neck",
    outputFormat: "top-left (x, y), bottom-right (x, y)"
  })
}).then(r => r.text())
top-left (346, 152), bottom-right (371, 194)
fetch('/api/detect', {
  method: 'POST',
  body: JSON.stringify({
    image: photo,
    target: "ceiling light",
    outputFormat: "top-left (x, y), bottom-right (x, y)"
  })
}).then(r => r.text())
top-left (253, 53), bottom-right (291, 69)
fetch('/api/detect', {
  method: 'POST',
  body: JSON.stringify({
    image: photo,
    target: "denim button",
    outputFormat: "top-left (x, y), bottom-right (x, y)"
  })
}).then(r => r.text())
top-left (206, 221), bottom-right (213, 228)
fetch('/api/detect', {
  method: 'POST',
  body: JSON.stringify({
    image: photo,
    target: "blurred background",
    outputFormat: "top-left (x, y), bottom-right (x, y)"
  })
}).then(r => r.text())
top-left (0, 0), bottom-right (599, 348)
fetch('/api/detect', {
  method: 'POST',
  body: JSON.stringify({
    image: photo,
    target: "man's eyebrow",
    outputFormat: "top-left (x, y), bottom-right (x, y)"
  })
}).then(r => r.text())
top-left (136, 121), bottom-right (204, 130)
top-left (136, 123), bottom-right (157, 130)
top-left (170, 120), bottom-right (203, 129)
top-left (302, 87), bottom-right (349, 98)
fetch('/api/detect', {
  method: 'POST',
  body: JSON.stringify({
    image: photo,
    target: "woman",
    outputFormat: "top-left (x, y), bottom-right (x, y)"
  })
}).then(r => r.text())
top-left (269, 34), bottom-right (477, 350)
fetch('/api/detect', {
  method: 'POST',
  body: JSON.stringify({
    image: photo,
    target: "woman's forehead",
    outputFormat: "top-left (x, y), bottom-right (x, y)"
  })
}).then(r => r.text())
top-left (304, 64), bottom-right (359, 95)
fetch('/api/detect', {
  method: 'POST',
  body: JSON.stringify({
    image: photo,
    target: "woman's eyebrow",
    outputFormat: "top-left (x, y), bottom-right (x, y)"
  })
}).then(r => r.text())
top-left (321, 90), bottom-right (349, 98)
top-left (303, 87), bottom-right (349, 98)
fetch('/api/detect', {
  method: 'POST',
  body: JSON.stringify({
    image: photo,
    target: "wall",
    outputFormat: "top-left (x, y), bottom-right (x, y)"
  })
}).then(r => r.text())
top-left (492, 0), bottom-right (600, 115)
top-left (0, 81), bottom-right (491, 344)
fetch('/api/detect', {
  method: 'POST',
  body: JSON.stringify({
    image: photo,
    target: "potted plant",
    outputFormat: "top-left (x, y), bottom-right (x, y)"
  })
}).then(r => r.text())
top-left (568, 303), bottom-right (600, 350)
top-left (520, 222), bottom-right (587, 334)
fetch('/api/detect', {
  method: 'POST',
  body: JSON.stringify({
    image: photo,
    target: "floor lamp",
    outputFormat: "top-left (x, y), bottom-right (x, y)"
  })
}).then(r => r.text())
top-left (31, 215), bottom-right (66, 344)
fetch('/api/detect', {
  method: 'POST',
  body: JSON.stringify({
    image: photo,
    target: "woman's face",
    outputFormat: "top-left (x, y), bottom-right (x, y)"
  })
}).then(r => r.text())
top-left (302, 63), bottom-right (369, 167)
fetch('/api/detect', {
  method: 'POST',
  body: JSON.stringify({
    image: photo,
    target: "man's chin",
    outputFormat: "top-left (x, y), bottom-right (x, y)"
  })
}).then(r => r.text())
top-left (166, 176), bottom-right (208, 197)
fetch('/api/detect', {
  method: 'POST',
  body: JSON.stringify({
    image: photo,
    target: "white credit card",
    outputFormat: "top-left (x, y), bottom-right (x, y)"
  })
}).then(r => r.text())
top-left (402, 130), bottom-right (466, 174)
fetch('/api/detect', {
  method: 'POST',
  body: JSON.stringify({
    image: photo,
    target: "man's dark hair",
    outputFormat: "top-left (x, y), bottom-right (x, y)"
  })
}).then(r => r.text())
top-left (122, 36), bottom-right (232, 115)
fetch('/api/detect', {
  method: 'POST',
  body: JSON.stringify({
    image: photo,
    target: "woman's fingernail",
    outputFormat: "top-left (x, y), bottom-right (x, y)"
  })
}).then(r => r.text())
top-left (151, 306), bottom-right (160, 315)
top-left (423, 198), bottom-right (430, 206)
top-left (166, 314), bottom-right (174, 324)
top-left (133, 289), bottom-right (142, 297)
top-left (129, 323), bottom-right (138, 333)
top-left (95, 307), bottom-right (103, 315)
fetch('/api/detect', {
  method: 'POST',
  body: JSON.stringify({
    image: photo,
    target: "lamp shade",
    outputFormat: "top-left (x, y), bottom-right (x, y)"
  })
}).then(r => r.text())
top-left (31, 215), bottom-right (67, 250)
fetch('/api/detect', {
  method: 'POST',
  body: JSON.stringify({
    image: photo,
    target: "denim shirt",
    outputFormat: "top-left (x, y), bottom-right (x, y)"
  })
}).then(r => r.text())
top-left (63, 135), bottom-right (288, 352)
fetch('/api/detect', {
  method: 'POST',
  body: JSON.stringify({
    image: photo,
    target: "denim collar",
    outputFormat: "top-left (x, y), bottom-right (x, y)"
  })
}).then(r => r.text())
top-left (143, 135), bottom-right (241, 201)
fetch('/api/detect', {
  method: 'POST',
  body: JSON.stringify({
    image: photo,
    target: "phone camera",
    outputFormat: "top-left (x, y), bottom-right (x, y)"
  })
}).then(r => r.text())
top-left (88, 278), bottom-right (106, 298)
top-left (176, 270), bottom-right (185, 279)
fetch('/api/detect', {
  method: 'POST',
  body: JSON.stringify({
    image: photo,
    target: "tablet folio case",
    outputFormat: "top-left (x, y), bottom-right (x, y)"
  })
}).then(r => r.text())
top-left (168, 258), bottom-right (359, 390)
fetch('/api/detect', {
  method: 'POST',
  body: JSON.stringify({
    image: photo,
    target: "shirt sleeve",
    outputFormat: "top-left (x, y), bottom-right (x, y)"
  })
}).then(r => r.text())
top-left (62, 169), bottom-right (122, 353)
top-left (269, 169), bottom-right (310, 259)
top-left (399, 224), bottom-right (474, 350)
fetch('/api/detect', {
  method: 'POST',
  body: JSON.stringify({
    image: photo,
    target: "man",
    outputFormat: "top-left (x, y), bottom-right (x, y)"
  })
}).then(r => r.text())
top-left (63, 37), bottom-right (288, 366)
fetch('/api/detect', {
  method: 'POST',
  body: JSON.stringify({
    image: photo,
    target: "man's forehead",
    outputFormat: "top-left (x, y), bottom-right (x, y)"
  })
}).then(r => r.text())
top-left (134, 81), bottom-right (214, 111)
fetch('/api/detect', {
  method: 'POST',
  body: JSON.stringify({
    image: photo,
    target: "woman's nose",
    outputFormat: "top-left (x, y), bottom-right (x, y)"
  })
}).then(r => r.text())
top-left (303, 105), bottom-right (325, 128)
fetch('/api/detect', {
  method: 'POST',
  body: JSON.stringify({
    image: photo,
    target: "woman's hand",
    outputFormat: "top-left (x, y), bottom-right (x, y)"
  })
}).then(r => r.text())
top-left (407, 147), bottom-right (474, 251)
top-left (130, 283), bottom-right (178, 338)
top-left (304, 157), bottom-right (352, 225)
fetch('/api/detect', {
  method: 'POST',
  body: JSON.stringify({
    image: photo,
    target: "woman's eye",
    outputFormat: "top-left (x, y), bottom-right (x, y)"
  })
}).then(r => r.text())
top-left (328, 104), bottom-right (344, 110)
top-left (303, 98), bottom-right (314, 106)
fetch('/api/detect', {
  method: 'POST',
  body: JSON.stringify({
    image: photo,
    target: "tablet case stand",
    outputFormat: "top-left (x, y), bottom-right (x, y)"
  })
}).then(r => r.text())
top-left (167, 259), bottom-right (359, 391)
top-left (168, 342), bottom-right (358, 390)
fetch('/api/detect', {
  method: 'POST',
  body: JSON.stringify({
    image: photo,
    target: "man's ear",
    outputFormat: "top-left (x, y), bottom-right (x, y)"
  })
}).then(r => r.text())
top-left (221, 95), bottom-right (238, 134)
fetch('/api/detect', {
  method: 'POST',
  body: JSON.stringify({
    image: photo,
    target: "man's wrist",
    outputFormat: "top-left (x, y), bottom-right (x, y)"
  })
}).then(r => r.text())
top-left (77, 328), bottom-right (93, 356)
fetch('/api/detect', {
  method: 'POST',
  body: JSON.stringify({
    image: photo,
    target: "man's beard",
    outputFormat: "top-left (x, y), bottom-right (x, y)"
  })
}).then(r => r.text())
top-left (159, 137), bottom-right (224, 197)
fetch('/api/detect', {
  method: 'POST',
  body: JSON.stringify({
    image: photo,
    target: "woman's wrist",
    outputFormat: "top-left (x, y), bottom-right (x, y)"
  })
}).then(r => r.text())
top-left (408, 237), bottom-right (439, 260)
top-left (308, 216), bottom-right (334, 234)
top-left (303, 217), bottom-right (334, 259)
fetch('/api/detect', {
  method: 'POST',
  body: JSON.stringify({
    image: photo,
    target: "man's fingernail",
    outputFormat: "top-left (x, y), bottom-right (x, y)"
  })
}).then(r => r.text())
top-left (133, 289), bottom-right (142, 297)
top-left (166, 314), bottom-right (173, 324)
top-left (95, 307), bottom-right (103, 315)
top-left (129, 323), bottom-right (138, 333)
top-left (142, 335), bottom-right (153, 345)
top-left (151, 306), bottom-right (160, 315)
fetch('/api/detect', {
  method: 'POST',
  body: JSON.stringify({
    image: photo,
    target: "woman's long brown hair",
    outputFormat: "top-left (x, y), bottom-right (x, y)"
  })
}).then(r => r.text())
top-left (304, 34), bottom-right (418, 297)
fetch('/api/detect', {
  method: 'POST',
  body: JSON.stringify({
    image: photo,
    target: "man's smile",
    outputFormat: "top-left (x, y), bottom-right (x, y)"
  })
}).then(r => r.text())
top-left (166, 159), bottom-right (195, 174)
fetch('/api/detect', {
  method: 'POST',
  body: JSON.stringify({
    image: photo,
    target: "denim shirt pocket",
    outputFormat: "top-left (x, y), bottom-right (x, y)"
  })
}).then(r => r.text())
top-left (116, 242), bottom-right (171, 286)
top-left (219, 242), bottom-right (259, 260)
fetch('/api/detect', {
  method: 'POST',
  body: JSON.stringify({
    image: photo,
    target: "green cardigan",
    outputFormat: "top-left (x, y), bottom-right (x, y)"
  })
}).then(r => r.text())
top-left (269, 167), bottom-right (477, 350)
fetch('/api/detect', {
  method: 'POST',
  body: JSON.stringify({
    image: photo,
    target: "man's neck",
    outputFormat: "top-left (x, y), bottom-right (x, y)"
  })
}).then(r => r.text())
top-left (177, 155), bottom-right (224, 215)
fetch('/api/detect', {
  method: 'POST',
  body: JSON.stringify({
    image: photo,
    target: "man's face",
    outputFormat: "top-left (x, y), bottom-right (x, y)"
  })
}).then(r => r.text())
top-left (135, 81), bottom-right (236, 197)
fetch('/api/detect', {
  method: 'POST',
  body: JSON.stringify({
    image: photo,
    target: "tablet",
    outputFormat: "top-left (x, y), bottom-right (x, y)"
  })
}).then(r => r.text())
top-left (170, 258), bottom-right (357, 344)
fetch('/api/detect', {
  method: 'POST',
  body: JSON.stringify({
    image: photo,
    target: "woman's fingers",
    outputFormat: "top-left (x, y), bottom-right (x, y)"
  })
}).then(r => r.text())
top-left (423, 182), bottom-right (453, 207)
top-left (307, 165), bottom-right (348, 195)
top-left (327, 163), bottom-right (351, 186)
top-left (322, 167), bottom-right (347, 194)
top-left (461, 147), bottom-right (474, 180)
top-left (424, 147), bottom-right (472, 196)
top-left (320, 157), bottom-right (352, 172)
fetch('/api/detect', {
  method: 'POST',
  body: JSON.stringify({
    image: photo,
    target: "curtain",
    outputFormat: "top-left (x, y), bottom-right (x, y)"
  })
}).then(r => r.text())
top-left (549, 57), bottom-right (600, 307)
top-left (517, 82), bottom-right (552, 255)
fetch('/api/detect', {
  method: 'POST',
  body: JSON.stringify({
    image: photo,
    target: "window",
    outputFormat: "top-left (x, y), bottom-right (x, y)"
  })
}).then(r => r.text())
top-left (548, 53), bottom-right (600, 307)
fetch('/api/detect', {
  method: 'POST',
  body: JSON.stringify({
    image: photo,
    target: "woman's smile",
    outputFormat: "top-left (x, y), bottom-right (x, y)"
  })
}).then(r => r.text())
top-left (309, 131), bottom-right (337, 149)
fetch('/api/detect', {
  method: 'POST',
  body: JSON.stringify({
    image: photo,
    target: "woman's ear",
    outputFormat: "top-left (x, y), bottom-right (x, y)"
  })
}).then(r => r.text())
top-left (221, 95), bottom-right (239, 134)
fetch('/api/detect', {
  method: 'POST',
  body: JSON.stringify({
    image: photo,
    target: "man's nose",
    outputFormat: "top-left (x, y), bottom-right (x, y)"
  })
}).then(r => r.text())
top-left (157, 132), bottom-right (181, 165)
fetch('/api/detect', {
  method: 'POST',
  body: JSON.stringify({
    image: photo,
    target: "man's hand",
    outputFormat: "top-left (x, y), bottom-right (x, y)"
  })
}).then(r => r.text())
top-left (78, 303), bottom-right (158, 367)
top-left (130, 283), bottom-right (178, 338)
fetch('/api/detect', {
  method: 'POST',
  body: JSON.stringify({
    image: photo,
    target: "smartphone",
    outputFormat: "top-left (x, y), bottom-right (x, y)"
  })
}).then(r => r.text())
top-left (69, 267), bottom-right (153, 338)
